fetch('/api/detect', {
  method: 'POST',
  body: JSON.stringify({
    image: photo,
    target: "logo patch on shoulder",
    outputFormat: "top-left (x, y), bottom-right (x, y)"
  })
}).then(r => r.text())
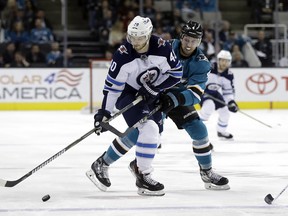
top-left (158, 38), bottom-right (166, 48)
top-left (118, 45), bottom-right (128, 55)
top-left (197, 54), bottom-right (208, 62)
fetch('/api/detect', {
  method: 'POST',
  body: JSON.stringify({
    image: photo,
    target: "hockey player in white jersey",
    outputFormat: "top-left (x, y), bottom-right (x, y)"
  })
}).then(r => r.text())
top-left (199, 50), bottom-right (239, 139)
top-left (86, 15), bottom-right (183, 196)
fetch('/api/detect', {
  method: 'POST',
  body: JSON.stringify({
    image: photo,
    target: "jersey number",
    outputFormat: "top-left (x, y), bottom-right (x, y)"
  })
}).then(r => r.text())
top-left (170, 50), bottom-right (177, 62)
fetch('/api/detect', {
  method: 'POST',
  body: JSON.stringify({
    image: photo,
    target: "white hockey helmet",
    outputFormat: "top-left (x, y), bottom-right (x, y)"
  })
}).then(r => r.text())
top-left (217, 50), bottom-right (232, 62)
top-left (127, 16), bottom-right (153, 40)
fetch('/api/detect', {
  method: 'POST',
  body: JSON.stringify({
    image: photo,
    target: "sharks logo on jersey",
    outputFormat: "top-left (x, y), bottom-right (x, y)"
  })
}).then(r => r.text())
top-left (197, 54), bottom-right (209, 62)
top-left (137, 67), bottom-right (160, 85)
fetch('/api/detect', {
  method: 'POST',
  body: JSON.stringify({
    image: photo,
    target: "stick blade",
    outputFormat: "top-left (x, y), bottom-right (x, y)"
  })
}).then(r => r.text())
top-left (264, 194), bottom-right (274, 205)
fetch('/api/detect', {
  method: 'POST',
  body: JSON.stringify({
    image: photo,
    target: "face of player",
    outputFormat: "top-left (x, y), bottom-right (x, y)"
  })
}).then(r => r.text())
top-left (180, 35), bottom-right (201, 57)
top-left (218, 58), bottom-right (230, 72)
top-left (128, 35), bottom-right (149, 53)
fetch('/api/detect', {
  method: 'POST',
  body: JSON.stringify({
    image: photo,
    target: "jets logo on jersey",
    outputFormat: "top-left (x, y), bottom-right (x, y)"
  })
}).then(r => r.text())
top-left (137, 67), bottom-right (160, 85)
top-left (158, 38), bottom-right (166, 48)
top-left (118, 45), bottom-right (128, 55)
top-left (197, 54), bottom-right (209, 62)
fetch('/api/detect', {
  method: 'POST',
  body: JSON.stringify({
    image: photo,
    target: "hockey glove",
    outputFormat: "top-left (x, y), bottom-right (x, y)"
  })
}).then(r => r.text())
top-left (138, 83), bottom-right (160, 104)
top-left (159, 92), bottom-right (185, 114)
top-left (228, 100), bottom-right (238, 113)
top-left (94, 109), bottom-right (111, 135)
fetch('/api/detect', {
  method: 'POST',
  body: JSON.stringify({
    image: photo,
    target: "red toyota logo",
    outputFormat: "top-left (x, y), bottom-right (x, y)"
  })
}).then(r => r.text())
top-left (246, 73), bottom-right (277, 95)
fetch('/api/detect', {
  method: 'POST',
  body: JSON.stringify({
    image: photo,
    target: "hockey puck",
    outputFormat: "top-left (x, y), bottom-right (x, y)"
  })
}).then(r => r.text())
top-left (42, 194), bottom-right (50, 202)
top-left (264, 194), bottom-right (273, 205)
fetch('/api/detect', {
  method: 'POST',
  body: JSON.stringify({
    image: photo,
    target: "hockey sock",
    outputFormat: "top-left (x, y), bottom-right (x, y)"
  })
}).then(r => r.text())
top-left (103, 129), bottom-right (139, 165)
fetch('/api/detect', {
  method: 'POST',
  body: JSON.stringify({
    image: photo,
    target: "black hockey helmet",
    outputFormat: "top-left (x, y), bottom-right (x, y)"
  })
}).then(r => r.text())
top-left (181, 20), bottom-right (203, 39)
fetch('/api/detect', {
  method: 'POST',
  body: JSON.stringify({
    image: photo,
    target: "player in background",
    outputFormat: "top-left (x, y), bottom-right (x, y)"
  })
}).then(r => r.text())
top-left (86, 15), bottom-right (183, 196)
top-left (88, 20), bottom-right (230, 194)
top-left (199, 50), bottom-right (239, 139)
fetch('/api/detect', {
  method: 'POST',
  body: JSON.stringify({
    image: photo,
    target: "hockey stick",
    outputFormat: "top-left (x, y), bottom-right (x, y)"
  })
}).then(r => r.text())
top-left (264, 184), bottom-right (288, 204)
top-left (0, 97), bottom-right (143, 188)
top-left (100, 105), bottom-right (162, 138)
top-left (204, 93), bottom-right (273, 128)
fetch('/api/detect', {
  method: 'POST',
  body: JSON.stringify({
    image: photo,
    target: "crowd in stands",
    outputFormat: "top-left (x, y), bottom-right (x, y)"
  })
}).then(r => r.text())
top-left (1, 0), bottom-right (288, 68)
top-left (0, 0), bottom-right (73, 67)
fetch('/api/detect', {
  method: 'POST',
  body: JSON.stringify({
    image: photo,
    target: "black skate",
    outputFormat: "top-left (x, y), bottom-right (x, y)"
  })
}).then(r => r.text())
top-left (200, 167), bottom-right (230, 190)
top-left (217, 131), bottom-right (233, 139)
top-left (129, 159), bottom-right (165, 196)
top-left (86, 152), bottom-right (111, 191)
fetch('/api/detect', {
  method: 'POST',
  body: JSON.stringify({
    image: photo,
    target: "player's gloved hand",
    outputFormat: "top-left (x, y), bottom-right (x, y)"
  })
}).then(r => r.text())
top-left (94, 109), bottom-right (111, 135)
top-left (138, 83), bottom-right (160, 104)
top-left (159, 92), bottom-right (185, 114)
top-left (228, 100), bottom-right (238, 113)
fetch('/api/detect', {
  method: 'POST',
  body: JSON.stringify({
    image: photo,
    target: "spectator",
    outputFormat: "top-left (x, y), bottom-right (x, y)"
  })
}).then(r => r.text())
top-left (30, 18), bottom-right (54, 44)
top-left (23, 0), bottom-right (38, 31)
top-left (25, 43), bottom-right (46, 65)
top-left (46, 42), bottom-right (62, 67)
top-left (253, 30), bottom-right (273, 67)
top-left (4, 21), bottom-right (30, 47)
top-left (251, 0), bottom-right (275, 24)
top-left (231, 50), bottom-right (249, 67)
top-left (200, 31), bottom-right (216, 62)
top-left (34, 9), bottom-right (53, 31)
top-left (10, 50), bottom-right (30, 67)
top-left (219, 20), bottom-right (231, 47)
top-left (222, 30), bottom-right (246, 52)
top-left (108, 19), bottom-right (125, 52)
top-left (2, 42), bottom-right (16, 67)
top-left (55, 48), bottom-right (74, 67)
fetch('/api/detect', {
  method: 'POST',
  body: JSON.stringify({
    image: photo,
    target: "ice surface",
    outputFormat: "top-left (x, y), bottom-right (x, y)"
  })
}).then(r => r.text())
top-left (0, 110), bottom-right (288, 216)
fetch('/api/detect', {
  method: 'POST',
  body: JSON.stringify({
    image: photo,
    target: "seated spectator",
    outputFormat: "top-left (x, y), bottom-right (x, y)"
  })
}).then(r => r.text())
top-left (46, 42), bottom-right (62, 67)
top-left (30, 18), bottom-right (54, 44)
top-left (55, 48), bottom-right (74, 67)
top-left (23, 0), bottom-right (38, 31)
top-left (4, 21), bottom-right (30, 48)
top-left (25, 44), bottom-right (46, 66)
top-left (219, 20), bottom-right (231, 47)
top-left (10, 51), bottom-right (30, 67)
top-left (251, 0), bottom-right (275, 23)
top-left (108, 19), bottom-right (125, 52)
top-left (232, 50), bottom-right (249, 67)
top-left (253, 30), bottom-right (273, 67)
top-left (34, 9), bottom-right (53, 31)
top-left (2, 42), bottom-right (16, 67)
top-left (200, 31), bottom-right (216, 62)
top-left (222, 30), bottom-right (246, 52)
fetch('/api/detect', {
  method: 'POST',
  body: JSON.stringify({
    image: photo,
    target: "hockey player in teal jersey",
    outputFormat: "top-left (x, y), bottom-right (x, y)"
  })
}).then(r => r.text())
top-left (89, 20), bottom-right (230, 195)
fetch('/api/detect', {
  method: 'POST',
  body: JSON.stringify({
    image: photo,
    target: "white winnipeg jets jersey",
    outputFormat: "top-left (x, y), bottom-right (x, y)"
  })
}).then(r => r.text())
top-left (101, 35), bottom-right (183, 112)
top-left (206, 62), bottom-right (235, 103)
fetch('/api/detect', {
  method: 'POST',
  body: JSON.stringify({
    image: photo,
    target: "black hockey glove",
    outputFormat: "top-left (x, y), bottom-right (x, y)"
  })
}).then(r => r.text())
top-left (159, 92), bottom-right (185, 114)
top-left (228, 100), bottom-right (239, 113)
top-left (138, 83), bottom-right (160, 104)
top-left (94, 109), bottom-right (111, 135)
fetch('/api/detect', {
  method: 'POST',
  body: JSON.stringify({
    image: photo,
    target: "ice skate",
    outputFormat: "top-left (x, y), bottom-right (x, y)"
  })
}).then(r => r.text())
top-left (200, 167), bottom-right (230, 190)
top-left (129, 159), bottom-right (165, 196)
top-left (217, 131), bottom-right (233, 139)
top-left (86, 152), bottom-right (111, 191)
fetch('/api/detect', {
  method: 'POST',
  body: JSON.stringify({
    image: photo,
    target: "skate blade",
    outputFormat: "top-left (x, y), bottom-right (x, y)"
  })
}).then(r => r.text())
top-left (204, 183), bottom-right (230, 190)
top-left (137, 188), bottom-right (165, 196)
top-left (86, 169), bottom-right (107, 192)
